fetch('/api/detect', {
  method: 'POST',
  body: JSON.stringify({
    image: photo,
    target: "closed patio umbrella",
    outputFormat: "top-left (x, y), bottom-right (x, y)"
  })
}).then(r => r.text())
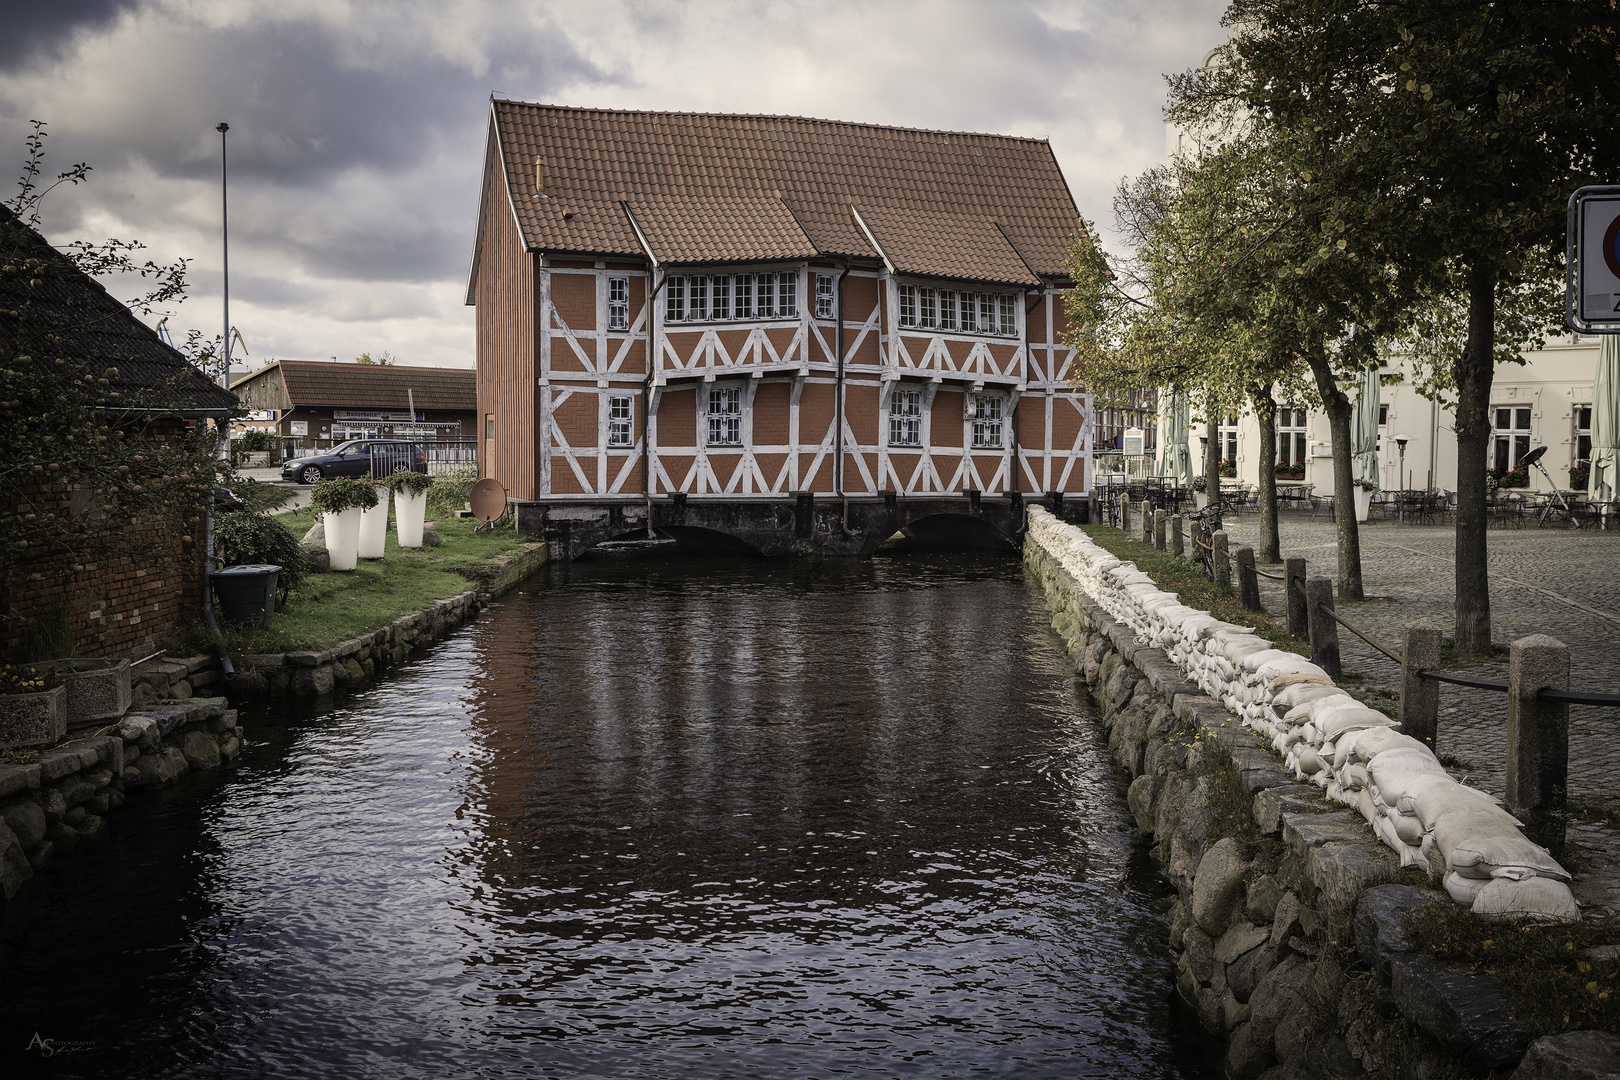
top-left (1352, 366), bottom-right (1380, 489)
top-left (1592, 334), bottom-right (1619, 504)
top-left (1171, 393), bottom-right (1194, 487)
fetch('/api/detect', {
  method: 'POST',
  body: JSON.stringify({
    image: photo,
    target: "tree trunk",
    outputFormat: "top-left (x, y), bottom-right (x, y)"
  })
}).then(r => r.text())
top-left (1206, 417), bottom-right (1221, 512)
top-left (1305, 345), bottom-right (1364, 600)
top-left (1252, 385), bottom-right (1281, 563)
top-left (1453, 264), bottom-right (1496, 656)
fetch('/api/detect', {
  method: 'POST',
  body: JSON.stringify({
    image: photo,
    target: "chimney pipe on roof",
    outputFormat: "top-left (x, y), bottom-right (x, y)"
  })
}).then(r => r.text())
top-left (534, 156), bottom-right (544, 195)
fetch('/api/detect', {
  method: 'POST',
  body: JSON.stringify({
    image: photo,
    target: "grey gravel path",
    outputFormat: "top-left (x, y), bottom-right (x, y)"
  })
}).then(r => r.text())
top-left (1215, 512), bottom-right (1620, 915)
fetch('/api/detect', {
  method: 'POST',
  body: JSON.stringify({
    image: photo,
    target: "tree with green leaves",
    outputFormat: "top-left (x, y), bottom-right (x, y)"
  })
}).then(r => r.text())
top-left (1172, 0), bottom-right (1620, 652)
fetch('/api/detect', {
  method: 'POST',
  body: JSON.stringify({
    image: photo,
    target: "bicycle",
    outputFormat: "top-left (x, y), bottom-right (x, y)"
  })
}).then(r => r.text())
top-left (1185, 502), bottom-right (1224, 580)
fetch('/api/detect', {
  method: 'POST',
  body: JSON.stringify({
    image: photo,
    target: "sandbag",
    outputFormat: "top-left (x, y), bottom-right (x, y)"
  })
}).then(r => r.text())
top-left (1339, 762), bottom-right (1370, 791)
top-left (1283, 695), bottom-right (1353, 724)
top-left (1298, 746), bottom-right (1323, 775)
top-left (1270, 672), bottom-right (1336, 691)
top-left (1355, 787), bottom-right (1381, 826)
top-left (1367, 751), bottom-right (1447, 794)
top-left (1352, 728), bottom-right (1434, 764)
top-left (1272, 682), bottom-right (1346, 709)
top-left (1319, 709), bottom-right (1399, 741)
top-left (1406, 780), bottom-right (1515, 832)
top-left (1444, 871), bottom-right (1486, 905)
top-left (1432, 810), bottom-right (1570, 881)
top-left (1391, 811), bottom-right (1425, 846)
top-left (1470, 876), bottom-right (1579, 924)
top-left (1256, 656), bottom-right (1329, 680)
top-left (1240, 648), bottom-right (1296, 673)
top-left (1387, 773), bottom-right (1457, 817)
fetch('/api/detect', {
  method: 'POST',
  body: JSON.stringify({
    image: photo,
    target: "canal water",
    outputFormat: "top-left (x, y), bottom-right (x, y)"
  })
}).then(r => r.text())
top-left (1, 553), bottom-right (1217, 1079)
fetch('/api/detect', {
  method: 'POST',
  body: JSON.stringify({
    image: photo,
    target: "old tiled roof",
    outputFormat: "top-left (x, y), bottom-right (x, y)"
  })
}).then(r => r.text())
top-left (235, 360), bottom-right (476, 412)
top-left (0, 206), bottom-right (238, 415)
top-left (474, 101), bottom-right (1082, 293)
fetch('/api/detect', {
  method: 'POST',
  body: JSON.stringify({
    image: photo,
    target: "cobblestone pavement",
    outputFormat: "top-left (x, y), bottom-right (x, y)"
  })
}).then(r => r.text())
top-left (1216, 511), bottom-right (1620, 916)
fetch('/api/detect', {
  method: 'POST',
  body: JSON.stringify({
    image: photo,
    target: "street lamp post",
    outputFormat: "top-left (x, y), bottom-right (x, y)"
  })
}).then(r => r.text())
top-left (1395, 433), bottom-right (1409, 523)
top-left (216, 122), bottom-right (230, 389)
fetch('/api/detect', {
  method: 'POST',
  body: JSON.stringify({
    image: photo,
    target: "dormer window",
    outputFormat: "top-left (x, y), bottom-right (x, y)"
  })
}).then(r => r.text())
top-left (665, 270), bottom-right (799, 325)
top-left (897, 283), bottom-right (1017, 337)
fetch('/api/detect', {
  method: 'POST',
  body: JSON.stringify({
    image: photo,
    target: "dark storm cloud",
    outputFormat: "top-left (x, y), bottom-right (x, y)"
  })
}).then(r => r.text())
top-left (0, 0), bottom-right (142, 70)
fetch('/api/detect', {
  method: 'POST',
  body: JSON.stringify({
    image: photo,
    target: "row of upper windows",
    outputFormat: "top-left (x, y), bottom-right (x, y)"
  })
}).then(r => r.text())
top-left (597, 271), bottom-right (1022, 338)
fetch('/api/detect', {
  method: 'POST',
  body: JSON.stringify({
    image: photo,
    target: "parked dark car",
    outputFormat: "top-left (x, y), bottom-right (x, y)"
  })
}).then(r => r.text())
top-left (281, 440), bottom-right (427, 484)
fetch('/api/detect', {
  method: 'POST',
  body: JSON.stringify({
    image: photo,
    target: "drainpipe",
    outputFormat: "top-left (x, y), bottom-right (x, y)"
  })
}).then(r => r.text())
top-left (834, 259), bottom-right (854, 535)
top-left (201, 503), bottom-right (235, 678)
top-left (642, 270), bottom-right (670, 537)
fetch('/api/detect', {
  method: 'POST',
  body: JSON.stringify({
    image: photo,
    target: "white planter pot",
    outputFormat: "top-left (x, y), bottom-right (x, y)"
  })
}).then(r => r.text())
top-left (1195, 492), bottom-right (1209, 509)
top-left (324, 507), bottom-right (363, 571)
top-left (1354, 486), bottom-right (1373, 523)
top-left (396, 489), bottom-right (428, 548)
top-left (358, 486), bottom-right (390, 559)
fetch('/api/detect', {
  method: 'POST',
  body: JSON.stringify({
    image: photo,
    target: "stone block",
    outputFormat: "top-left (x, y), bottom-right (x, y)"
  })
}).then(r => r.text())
top-left (0, 819), bottom-right (33, 900)
top-left (57, 658), bottom-right (132, 725)
top-left (128, 746), bottom-right (189, 789)
top-left (1282, 811), bottom-right (1366, 865)
top-left (1270, 890), bottom-right (1303, 951)
top-left (206, 710), bottom-right (238, 734)
top-left (1186, 925), bottom-right (1215, 982)
top-left (220, 736), bottom-right (241, 761)
top-left (1354, 884), bottom-right (1438, 982)
top-left (1227, 940), bottom-right (1277, 1004)
top-left (36, 745), bottom-right (90, 784)
top-left (341, 658), bottom-right (365, 684)
top-left (180, 730), bottom-right (220, 771)
top-left (285, 650), bottom-right (323, 668)
top-left (1510, 1030), bottom-right (1620, 1080)
top-left (55, 776), bottom-right (96, 808)
top-left (1127, 773), bottom-right (1160, 833)
top-left (1254, 786), bottom-right (1321, 835)
top-left (291, 664), bottom-right (335, 697)
top-left (1247, 952), bottom-right (1311, 1048)
top-left (1225, 1020), bottom-right (1271, 1079)
top-left (1246, 874), bottom-right (1285, 926)
top-left (0, 763), bottom-right (42, 800)
top-left (1216, 922), bottom-right (1270, 965)
top-left (1388, 952), bottom-right (1535, 1071)
top-left (39, 787), bottom-right (65, 822)
top-left (89, 735), bottom-right (123, 776)
top-left (1308, 842), bottom-right (1399, 927)
top-left (1192, 837), bottom-right (1251, 935)
top-left (0, 799), bottom-right (46, 848)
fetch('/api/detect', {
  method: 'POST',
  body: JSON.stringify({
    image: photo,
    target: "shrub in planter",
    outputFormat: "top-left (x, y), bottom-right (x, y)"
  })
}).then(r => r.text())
top-left (1569, 464), bottom-right (1589, 491)
top-left (385, 470), bottom-right (435, 498)
top-left (1218, 459), bottom-right (1237, 478)
top-left (1492, 465), bottom-right (1530, 489)
top-left (310, 477), bottom-right (380, 516)
top-left (1190, 476), bottom-right (1207, 493)
top-left (0, 663), bottom-right (67, 748)
top-left (388, 470), bottom-right (434, 548)
top-left (214, 511), bottom-right (306, 604)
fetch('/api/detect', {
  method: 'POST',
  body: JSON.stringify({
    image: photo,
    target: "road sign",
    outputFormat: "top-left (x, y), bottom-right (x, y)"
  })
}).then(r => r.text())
top-left (1568, 186), bottom-right (1620, 334)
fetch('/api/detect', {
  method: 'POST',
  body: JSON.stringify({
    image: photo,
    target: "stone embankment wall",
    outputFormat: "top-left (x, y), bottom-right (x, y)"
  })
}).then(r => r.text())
top-left (229, 589), bottom-right (482, 700)
top-left (1023, 508), bottom-right (1614, 1080)
top-left (0, 685), bottom-right (240, 901)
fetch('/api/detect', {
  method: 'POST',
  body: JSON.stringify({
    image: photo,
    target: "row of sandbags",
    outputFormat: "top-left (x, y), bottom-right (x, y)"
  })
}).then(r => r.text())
top-left (1026, 509), bottom-right (1578, 923)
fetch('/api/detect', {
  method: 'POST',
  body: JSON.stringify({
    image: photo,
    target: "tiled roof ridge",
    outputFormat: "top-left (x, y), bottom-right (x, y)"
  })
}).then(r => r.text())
top-left (491, 98), bottom-right (1053, 147)
top-left (273, 360), bottom-right (473, 374)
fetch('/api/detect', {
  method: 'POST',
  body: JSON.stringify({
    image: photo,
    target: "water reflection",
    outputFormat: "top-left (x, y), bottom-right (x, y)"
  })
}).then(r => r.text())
top-left (1, 553), bottom-right (1215, 1079)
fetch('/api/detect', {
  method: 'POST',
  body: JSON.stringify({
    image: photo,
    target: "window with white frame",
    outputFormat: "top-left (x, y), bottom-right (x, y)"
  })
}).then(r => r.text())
top-left (1276, 407), bottom-right (1308, 470)
top-left (816, 274), bottom-right (835, 319)
top-left (608, 277), bottom-right (629, 330)
top-left (938, 290), bottom-right (957, 331)
top-left (665, 277), bottom-right (686, 323)
top-left (919, 287), bottom-right (937, 327)
top-left (998, 294), bottom-right (1016, 336)
top-left (970, 395), bottom-right (1003, 448)
top-left (1492, 405), bottom-right (1532, 473)
top-left (1219, 414), bottom-right (1239, 465)
top-left (607, 395), bottom-right (634, 447)
top-left (707, 386), bottom-right (742, 446)
top-left (1575, 405), bottom-right (1592, 465)
top-left (977, 294), bottom-right (995, 335)
top-left (889, 388), bottom-right (923, 446)
top-left (660, 271), bottom-right (800, 324)
top-left (898, 284), bottom-right (918, 327)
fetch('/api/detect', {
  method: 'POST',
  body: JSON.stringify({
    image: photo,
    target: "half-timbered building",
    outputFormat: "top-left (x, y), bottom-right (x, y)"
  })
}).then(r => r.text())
top-left (467, 101), bottom-right (1091, 557)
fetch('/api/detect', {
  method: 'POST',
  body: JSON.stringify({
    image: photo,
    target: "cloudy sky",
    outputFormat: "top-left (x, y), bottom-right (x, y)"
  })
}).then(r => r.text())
top-left (1, 0), bottom-right (1226, 371)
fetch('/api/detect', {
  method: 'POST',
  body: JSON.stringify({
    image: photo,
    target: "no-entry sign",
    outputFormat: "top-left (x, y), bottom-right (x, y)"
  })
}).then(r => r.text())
top-left (1569, 186), bottom-right (1620, 334)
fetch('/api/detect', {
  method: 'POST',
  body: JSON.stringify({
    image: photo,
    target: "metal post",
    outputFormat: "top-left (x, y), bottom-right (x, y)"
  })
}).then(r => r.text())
top-left (1400, 620), bottom-right (1442, 749)
top-left (1306, 576), bottom-right (1340, 677)
top-left (1153, 509), bottom-right (1166, 551)
top-left (1170, 514), bottom-right (1184, 557)
top-left (1235, 546), bottom-right (1261, 610)
top-left (1284, 557), bottom-right (1308, 638)
top-left (1212, 530), bottom-right (1230, 588)
top-left (1507, 634), bottom-right (1569, 851)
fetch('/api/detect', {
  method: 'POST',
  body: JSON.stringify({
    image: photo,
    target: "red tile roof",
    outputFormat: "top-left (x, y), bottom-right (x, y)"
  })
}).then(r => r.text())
top-left (233, 360), bottom-right (475, 412)
top-left (479, 102), bottom-right (1082, 288)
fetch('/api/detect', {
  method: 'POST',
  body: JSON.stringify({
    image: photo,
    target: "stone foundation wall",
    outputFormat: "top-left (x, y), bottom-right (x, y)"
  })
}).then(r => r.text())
top-left (1023, 512), bottom-right (1613, 1079)
top-left (0, 694), bottom-right (241, 901)
top-left (228, 589), bottom-right (482, 700)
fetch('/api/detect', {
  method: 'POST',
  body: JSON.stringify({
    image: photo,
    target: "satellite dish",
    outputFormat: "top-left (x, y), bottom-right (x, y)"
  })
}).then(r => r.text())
top-left (469, 477), bottom-right (507, 522)
top-left (1520, 445), bottom-right (1548, 467)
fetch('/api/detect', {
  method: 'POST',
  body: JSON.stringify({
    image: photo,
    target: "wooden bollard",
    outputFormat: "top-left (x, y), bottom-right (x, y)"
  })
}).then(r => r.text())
top-left (1507, 634), bottom-right (1569, 851)
top-left (1170, 514), bottom-right (1184, 557)
top-left (1235, 546), bottom-right (1261, 610)
top-left (1142, 503), bottom-right (1154, 545)
top-left (1305, 576), bottom-right (1340, 677)
top-left (1284, 558), bottom-right (1308, 639)
top-left (1400, 620), bottom-right (1442, 749)
top-left (1153, 509), bottom-right (1167, 551)
top-left (1212, 530), bottom-right (1230, 587)
top-left (1120, 493), bottom-right (1132, 532)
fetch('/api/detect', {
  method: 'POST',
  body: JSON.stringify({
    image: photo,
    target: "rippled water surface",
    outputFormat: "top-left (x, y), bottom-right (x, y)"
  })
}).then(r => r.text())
top-left (2, 553), bottom-right (1215, 1079)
